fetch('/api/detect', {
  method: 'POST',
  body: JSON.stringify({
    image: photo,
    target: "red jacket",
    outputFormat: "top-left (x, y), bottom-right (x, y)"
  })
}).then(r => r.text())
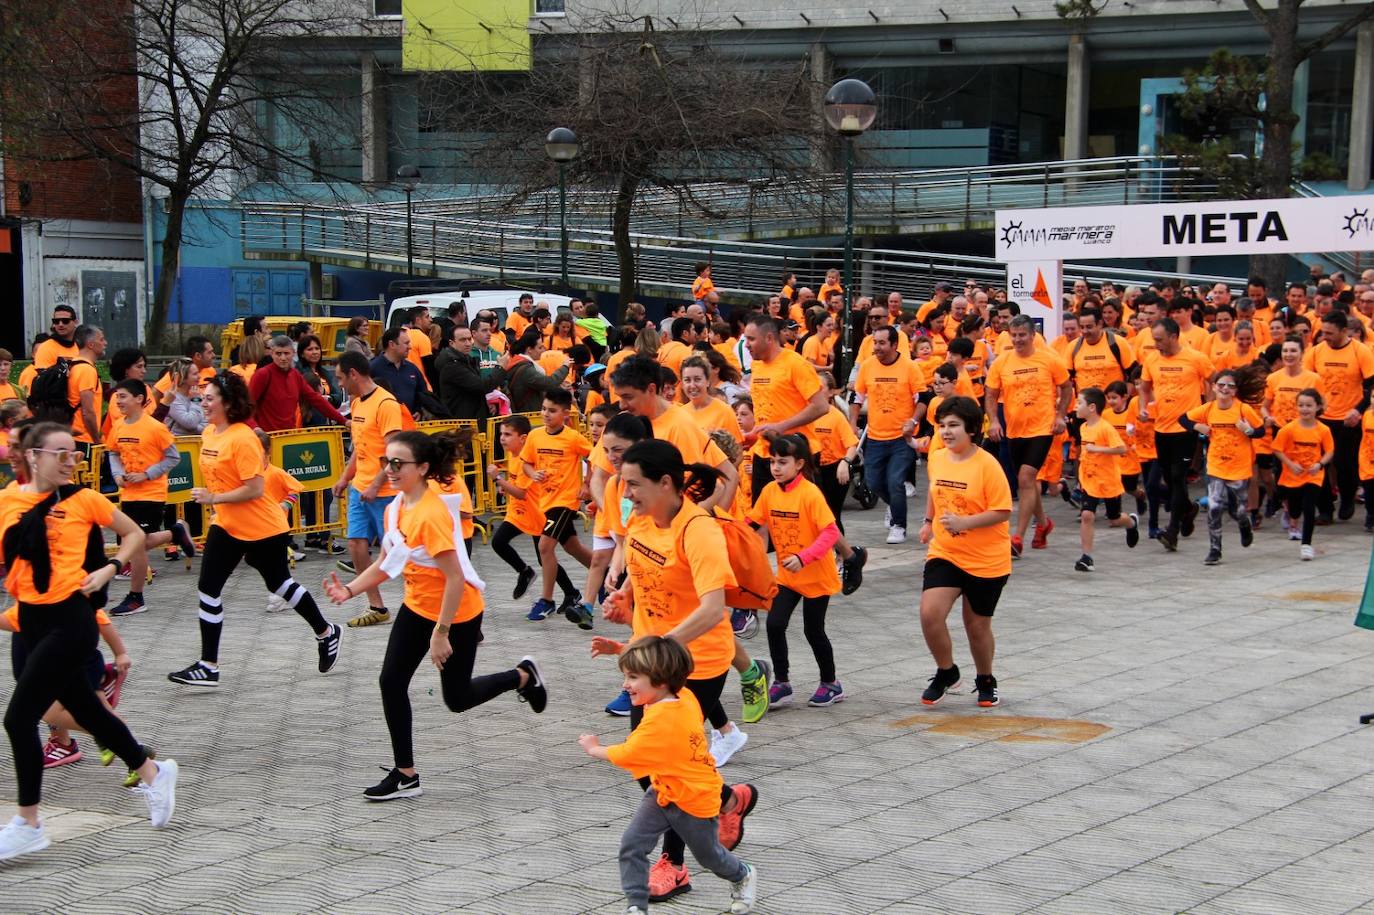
top-left (248, 364), bottom-right (346, 432)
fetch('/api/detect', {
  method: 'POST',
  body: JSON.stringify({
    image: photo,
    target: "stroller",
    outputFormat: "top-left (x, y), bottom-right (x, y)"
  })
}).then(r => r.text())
top-left (847, 428), bottom-right (880, 510)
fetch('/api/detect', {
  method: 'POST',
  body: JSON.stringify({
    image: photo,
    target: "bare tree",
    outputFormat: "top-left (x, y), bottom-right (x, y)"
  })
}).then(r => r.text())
top-left (0, 0), bottom-right (369, 347)
top-left (417, 8), bottom-right (822, 313)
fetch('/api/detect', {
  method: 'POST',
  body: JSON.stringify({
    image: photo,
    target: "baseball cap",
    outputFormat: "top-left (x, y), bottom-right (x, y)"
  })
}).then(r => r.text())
top-left (935, 282), bottom-right (955, 293)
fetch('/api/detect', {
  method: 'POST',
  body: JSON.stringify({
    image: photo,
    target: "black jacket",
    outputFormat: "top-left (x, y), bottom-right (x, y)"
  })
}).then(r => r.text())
top-left (436, 346), bottom-right (506, 421)
top-left (506, 356), bottom-right (571, 413)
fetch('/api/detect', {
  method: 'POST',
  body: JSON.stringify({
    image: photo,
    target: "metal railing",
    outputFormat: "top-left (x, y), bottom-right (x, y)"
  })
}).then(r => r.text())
top-left (1291, 181), bottom-right (1366, 276)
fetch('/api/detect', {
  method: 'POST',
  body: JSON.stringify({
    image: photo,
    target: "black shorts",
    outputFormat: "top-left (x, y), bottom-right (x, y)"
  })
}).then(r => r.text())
top-left (1255, 454), bottom-right (1277, 471)
top-left (121, 501), bottom-right (164, 535)
top-left (541, 506), bottom-right (581, 544)
top-left (1079, 494), bottom-right (1123, 520)
top-left (1121, 474), bottom-right (1140, 493)
top-left (1008, 435), bottom-right (1054, 471)
top-left (922, 557), bottom-right (1009, 617)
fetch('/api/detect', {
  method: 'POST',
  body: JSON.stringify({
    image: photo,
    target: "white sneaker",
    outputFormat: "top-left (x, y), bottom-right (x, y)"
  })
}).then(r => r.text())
top-left (710, 727), bottom-right (749, 766)
top-left (1289, 528), bottom-right (1302, 542)
top-left (884, 505), bottom-right (892, 528)
top-left (0, 815), bottom-right (49, 861)
top-left (288, 546), bottom-right (307, 562)
top-left (265, 594), bottom-right (288, 613)
top-left (886, 526), bottom-right (907, 545)
top-left (730, 862), bottom-right (758, 914)
top-left (904, 482), bottom-right (917, 498)
top-left (136, 758), bottom-right (178, 828)
top-left (1301, 545), bottom-right (1315, 561)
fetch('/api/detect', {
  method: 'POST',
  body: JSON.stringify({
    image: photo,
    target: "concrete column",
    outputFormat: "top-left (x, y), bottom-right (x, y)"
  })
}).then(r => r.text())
top-left (858, 237), bottom-right (874, 297)
top-left (361, 53), bottom-right (388, 186)
top-left (809, 42), bottom-right (835, 174)
top-left (1292, 59), bottom-right (1310, 158)
top-left (1350, 22), bottom-right (1374, 192)
top-left (1064, 34), bottom-right (1089, 161)
top-left (308, 261), bottom-right (323, 306)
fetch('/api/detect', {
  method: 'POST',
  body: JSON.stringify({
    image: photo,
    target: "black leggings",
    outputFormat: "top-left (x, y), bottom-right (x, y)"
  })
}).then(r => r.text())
top-left (379, 606), bottom-right (519, 770)
top-left (630, 670), bottom-right (732, 867)
top-left (1154, 431), bottom-right (1197, 534)
top-left (1321, 418), bottom-right (1361, 516)
top-left (490, 521), bottom-right (576, 596)
top-left (196, 527), bottom-right (329, 664)
top-left (818, 461), bottom-right (848, 534)
top-left (766, 586), bottom-right (836, 684)
top-left (4, 594), bottom-right (147, 806)
top-left (1283, 483), bottom-right (1321, 545)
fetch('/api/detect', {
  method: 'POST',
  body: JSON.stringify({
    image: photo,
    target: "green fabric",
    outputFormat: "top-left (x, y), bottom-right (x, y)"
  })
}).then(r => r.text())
top-left (575, 318), bottom-right (607, 346)
top-left (1357, 539), bottom-right (1374, 631)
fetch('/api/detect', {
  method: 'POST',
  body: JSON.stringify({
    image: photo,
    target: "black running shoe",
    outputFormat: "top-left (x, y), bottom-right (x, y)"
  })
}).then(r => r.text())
top-left (841, 546), bottom-right (867, 596)
top-left (1181, 502), bottom-right (1199, 537)
top-left (335, 559), bottom-right (356, 574)
top-left (1126, 513), bottom-right (1140, 549)
top-left (1074, 555), bottom-right (1094, 572)
top-left (1204, 548), bottom-right (1222, 566)
top-left (171, 520), bottom-right (197, 559)
top-left (920, 665), bottom-right (962, 706)
top-left (556, 589), bottom-right (582, 621)
top-left (563, 600), bottom-right (595, 630)
top-left (167, 662), bottom-right (218, 687)
top-left (363, 766), bottom-right (422, 801)
top-left (1339, 502), bottom-right (1357, 522)
top-left (1239, 520), bottom-right (1254, 548)
top-left (317, 624), bottom-right (342, 673)
top-left (974, 674), bottom-right (999, 708)
top-left (513, 566), bottom-right (536, 600)
top-left (1158, 529), bottom-right (1179, 552)
top-left (516, 657), bottom-right (548, 713)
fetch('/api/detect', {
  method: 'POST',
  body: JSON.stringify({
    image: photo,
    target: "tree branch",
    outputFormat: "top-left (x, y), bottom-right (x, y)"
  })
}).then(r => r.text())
top-left (1298, 3), bottom-right (1374, 62)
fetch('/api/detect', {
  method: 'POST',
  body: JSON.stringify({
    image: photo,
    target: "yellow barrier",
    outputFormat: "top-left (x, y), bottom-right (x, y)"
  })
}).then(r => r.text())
top-left (414, 419), bottom-right (490, 541)
top-left (267, 426), bottom-right (346, 547)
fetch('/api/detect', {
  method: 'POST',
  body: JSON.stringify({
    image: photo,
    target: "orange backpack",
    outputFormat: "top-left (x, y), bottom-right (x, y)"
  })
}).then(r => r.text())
top-left (683, 508), bottom-right (778, 611)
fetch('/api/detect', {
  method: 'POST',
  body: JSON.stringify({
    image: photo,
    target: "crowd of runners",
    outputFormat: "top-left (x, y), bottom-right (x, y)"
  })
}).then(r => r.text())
top-left (2, 262), bottom-right (1373, 914)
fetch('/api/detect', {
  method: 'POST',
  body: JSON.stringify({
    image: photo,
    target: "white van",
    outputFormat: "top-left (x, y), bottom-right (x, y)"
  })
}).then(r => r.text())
top-left (386, 288), bottom-right (576, 330)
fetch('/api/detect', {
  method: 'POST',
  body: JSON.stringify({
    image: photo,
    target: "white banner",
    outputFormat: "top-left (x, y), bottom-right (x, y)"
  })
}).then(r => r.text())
top-left (995, 195), bottom-right (1374, 261)
top-left (1007, 260), bottom-right (1063, 339)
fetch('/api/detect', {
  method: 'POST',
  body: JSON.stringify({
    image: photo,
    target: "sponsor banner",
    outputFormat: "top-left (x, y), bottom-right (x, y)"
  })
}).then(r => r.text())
top-left (270, 428), bottom-right (344, 493)
top-left (995, 195), bottom-right (1374, 260)
top-left (166, 436), bottom-right (203, 505)
top-left (1007, 260), bottom-right (1064, 339)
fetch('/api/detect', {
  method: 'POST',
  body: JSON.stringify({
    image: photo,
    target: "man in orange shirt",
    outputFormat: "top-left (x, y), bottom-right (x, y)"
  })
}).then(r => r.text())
top-left (33, 305), bottom-right (80, 369)
top-left (506, 292), bottom-right (536, 340)
top-left (741, 316), bottom-right (829, 502)
top-left (1069, 307), bottom-right (1136, 396)
top-left (404, 306), bottom-right (433, 389)
top-left (851, 326), bottom-right (927, 544)
top-left (657, 318), bottom-right (696, 384)
top-left (1303, 310), bottom-right (1374, 521)
top-left (1138, 317), bottom-right (1214, 551)
top-left (1168, 299), bottom-right (1209, 352)
top-left (985, 315), bottom-right (1072, 556)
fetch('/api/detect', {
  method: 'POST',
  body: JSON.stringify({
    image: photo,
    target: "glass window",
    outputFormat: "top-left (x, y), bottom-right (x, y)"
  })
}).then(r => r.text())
top-left (374, 0), bottom-right (401, 17)
top-left (535, 0), bottom-right (566, 14)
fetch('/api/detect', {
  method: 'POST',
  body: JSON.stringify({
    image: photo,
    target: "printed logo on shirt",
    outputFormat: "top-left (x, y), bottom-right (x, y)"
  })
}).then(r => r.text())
top-left (630, 538), bottom-right (667, 566)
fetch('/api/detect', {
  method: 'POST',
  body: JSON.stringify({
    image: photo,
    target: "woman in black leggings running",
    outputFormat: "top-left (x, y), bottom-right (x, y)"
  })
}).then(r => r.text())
top-left (0, 422), bottom-right (177, 861)
top-left (324, 430), bottom-right (549, 801)
top-left (167, 373), bottom-right (340, 688)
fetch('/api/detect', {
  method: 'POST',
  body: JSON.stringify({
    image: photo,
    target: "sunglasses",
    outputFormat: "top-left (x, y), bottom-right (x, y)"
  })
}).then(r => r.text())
top-left (32, 447), bottom-right (82, 463)
top-left (51, 317), bottom-right (74, 325)
top-left (381, 458), bottom-right (417, 472)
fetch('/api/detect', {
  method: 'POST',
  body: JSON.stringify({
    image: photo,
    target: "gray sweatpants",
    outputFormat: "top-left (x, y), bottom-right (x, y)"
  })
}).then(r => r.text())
top-left (620, 787), bottom-right (748, 909)
top-left (1207, 475), bottom-right (1251, 551)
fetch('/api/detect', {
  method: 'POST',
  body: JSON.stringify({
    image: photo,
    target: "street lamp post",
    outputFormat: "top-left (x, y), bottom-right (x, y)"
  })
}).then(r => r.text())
top-left (544, 127), bottom-right (581, 290)
top-left (823, 79), bottom-right (876, 382)
top-left (397, 164), bottom-right (421, 280)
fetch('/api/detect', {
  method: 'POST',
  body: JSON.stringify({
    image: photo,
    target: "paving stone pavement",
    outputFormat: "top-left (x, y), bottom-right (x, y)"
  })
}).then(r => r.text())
top-left (4, 481), bottom-right (1374, 914)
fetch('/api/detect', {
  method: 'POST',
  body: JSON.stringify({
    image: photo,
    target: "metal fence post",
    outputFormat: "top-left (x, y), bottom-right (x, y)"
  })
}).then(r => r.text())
top-left (1123, 160), bottom-right (1131, 205)
top-left (431, 221), bottom-right (437, 274)
top-left (364, 214), bottom-right (371, 269)
top-left (1043, 162), bottom-right (1050, 207)
top-left (299, 206), bottom-right (306, 254)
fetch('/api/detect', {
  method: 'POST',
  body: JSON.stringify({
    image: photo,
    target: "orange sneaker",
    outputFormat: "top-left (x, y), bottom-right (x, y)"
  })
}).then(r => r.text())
top-left (647, 852), bottom-right (691, 902)
top-left (1010, 535), bottom-right (1024, 558)
top-left (717, 783), bottom-right (759, 851)
top-left (1031, 518), bottom-right (1054, 549)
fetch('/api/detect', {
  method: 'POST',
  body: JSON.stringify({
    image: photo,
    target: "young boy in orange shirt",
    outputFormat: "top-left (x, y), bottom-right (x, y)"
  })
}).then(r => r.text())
top-left (1180, 369), bottom-right (1264, 564)
top-left (1073, 387), bottom-right (1140, 573)
top-left (520, 389), bottom-right (593, 620)
top-left (579, 636), bottom-right (758, 915)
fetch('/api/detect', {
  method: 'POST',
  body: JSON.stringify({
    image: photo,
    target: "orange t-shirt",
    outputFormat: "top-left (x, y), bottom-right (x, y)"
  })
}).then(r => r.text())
top-left (1205, 333), bottom-right (1237, 367)
top-left (1140, 348), bottom-right (1213, 434)
top-left (606, 347), bottom-right (635, 378)
top-left (749, 476), bottom-right (840, 598)
top-left (855, 332), bottom-right (909, 365)
top-left (1104, 404), bottom-right (1141, 474)
top-left (800, 334), bottom-right (834, 370)
top-left (1077, 419), bottom-right (1125, 498)
top-left (625, 500), bottom-right (736, 679)
top-left (33, 337), bottom-right (79, 370)
top-left (200, 422), bottom-right (288, 540)
top-left (1266, 368), bottom-right (1325, 431)
top-left (692, 275), bottom-right (717, 302)
top-left (713, 340), bottom-right (742, 373)
top-left (985, 347), bottom-right (1069, 438)
top-left (1177, 324), bottom-right (1209, 353)
top-left (925, 446), bottom-right (1012, 578)
top-left (350, 384), bottom-right (405, 496)
top-left (392, 488), bottom-right (482, 624)
top-left (0, 487), bottom-right (114, 604)
top-left (1360, 411), bottom-right (1374, 482)
top-left (520, 424), bottom-right (591, 511)
top-left (506, 310), bottom-right (534, 339)
top-left (406, 330), bottom-right (433, 390)
top-left (604, 688), bottom-right (723, 818)
top-left (264, 463), bottom-right (303, 506)
top-left (502, 453), bottom-right (547, 536)
top-left (656, 340), bottom-right (693, 382)
top-left (687, 397), bottom-right (743, 443)
top-left (103, 413), bottom-right (176, 502)
top-left (1303, 339), bottom-right (1374, 420)
top-left (0, 381), bottom-right (20, 402)
top-left (855, 355), bottom-right (927, 442)
top-left (1127, 396), bottom-right (1157, 461)
top-left (66, 360), bottom-right (103, 444)
top-left (1069, 334), bottom-right (1136, 394)
top-left (993, 330), bottom-right (1047, 357)
top-left (818, 280), bottom-right (843, 303)
top-left (228, 363), bottom-right (257, 386)
top-left (538, 349), bottom-right (569, 376)
top-left (585, 389), bottom-right (606, 414)
top-left (1273, 420), bottom-right (1334, 488)
top-left (17, 364), bottom-right (37, 396)
top-left (748, 349), bottom-right (823, 456)
top-left (595, 474), bottom-right (625, 538)
top-left (814, 405), bottom-right (858, 466)
top-left (1185, 401), bottom-right (1261, 481)
top-left (431, 476), bottom-right (474, 540)
top-left (589, 404), bottom-right (727, 477)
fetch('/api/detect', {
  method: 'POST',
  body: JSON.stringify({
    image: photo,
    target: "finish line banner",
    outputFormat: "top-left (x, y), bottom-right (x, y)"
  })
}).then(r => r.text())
top-left (995, 195), bottom-right (1374, 261)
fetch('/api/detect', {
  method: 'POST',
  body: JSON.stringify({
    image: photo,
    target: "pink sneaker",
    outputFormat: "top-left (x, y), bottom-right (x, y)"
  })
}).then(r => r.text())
top-left (42, 739), bottom-right (82, 768)
top-left (100, 664), bottom-right (127, 708)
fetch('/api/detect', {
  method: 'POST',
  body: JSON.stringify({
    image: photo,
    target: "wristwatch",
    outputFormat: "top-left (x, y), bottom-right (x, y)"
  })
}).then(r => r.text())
top-left (105, 558), bottom-right (123, 573)
top-left (435, 623), bottom-right (451, 635)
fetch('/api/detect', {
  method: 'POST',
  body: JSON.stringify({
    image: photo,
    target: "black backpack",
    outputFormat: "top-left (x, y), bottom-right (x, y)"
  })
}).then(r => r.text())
top-left (27, 358), bottom-right (84, 425)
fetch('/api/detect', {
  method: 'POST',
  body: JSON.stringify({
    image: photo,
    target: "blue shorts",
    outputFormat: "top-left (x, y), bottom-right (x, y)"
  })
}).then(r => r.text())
top-left (347, 488), bottom-right (394, 541)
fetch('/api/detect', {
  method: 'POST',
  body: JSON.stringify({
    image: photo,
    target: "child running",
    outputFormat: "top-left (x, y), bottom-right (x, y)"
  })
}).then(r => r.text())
top-left (257, 428), bottom-right (304, 613)
top-left (521, 389), bottom-right (593, 621)
top-left (1103, 382), bottom-right (1145, 520)
top-left (1272, 389), bottom-right (1335, 561)
top-left (749, 433), bottom-right (845, 709)
top-left (1073, 387), bottom-right (1140, 572)
top-left (579, 636), bottom-right (758, 915)
top-left (102, 378), bottom-right (197, 616)
top-left (0, 422), bottom-right (177, 860)
top-left (324, 430), bottom-right (548, 801)
top-left (489, 415), bottom-right (565, 601)
top-left (1180, 369), bottom-right (1265, 564)
top-left (918, 396), bottom-right (1012, 708)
